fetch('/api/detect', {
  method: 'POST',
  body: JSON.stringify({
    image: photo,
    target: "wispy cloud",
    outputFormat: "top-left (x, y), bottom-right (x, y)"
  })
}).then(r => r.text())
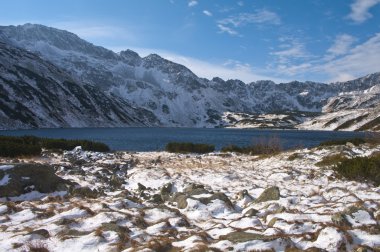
top-left (217, 10), bottom-right (281, 36)
top-left (347, 0), bottom-right (380, 23)
top-left (269, 32), bottom-right (380, 82)
top-left (270, 38), bottom-right (310, 66)
top-left (188, 0), bottom-right (198, 7)
top-left (326, 34), bottom-right (356, 59)
top-left (217, 24), bottom-right (238, 36)
top-left (321, 32), bottom-right (380, 81)
top-left (49, 21), bottom-right (137, 43)
top-left (203, 10), bottom-right (213, 17)
top-left (237, 1), bottom-right (244, 6)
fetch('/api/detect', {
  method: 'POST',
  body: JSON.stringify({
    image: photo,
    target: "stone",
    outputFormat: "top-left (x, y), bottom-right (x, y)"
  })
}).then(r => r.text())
top-left (236, 189), bottom-right (250, 200)
top-left (255, 186), bottom-right (280, 203)
top-left (220, 232), bottom-right (273, 243)
top-left (267, 217), bottom-right (277, 227)
top-left (70, 187), bottom-right (99, 198)
top-left (110, 175), bottom-right (124, 189)
top-left (149, 194), bottom-right (163, 204)
top-left (137, 183), bottom-right (147, 191)
top-left (199, 192), bottom-right (234, 209)
top-left (101, 222), bottom-right (130, 233)
top-left (29, 229), bottom-right (50, 238)
top-left (183, 183), bottom-right (205, 194)
top-left (331, 213), bottom-right (352, 228)
top-left (172, 193), bottom-right (188, 209)
top-left (160, 182), bottom-right (173, 201)
top-left (244, 208), bottom-right (259, 217)
top-left (0, 163), bottom-right (74, 198)
top-left (187, 188), bottom-right (212, 196)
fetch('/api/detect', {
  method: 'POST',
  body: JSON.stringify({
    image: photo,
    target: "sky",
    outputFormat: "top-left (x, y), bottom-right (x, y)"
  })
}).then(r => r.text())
top-left (0, 0), bottom-right (380, 83)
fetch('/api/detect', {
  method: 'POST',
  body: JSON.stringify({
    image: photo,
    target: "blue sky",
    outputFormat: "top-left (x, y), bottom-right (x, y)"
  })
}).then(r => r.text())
top-left (1, 0), bottom-right (380, 83)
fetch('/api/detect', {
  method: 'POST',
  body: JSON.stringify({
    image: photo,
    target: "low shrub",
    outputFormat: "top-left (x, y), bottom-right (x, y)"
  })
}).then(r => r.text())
top-left (318, 138), bottom-right (366, 147)
top-left (41, 138), bottom-right (109, 152)
top-left (333, 153), bottom-right (380, 186)
top-left (315, 154), bottom-right (346, 167)
top-left (221, 136), bottom-right (282, 155)
top-left (165, 142), bottom-right (215, 154)
top-left (0, 135), bottom-right (110, 157)
top-left (0, 141), bottom-right (41, 157)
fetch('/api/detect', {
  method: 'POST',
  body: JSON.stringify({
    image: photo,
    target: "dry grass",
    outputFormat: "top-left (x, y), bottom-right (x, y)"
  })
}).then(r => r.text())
top-left (94, 227), bottom-right (104, 238)
top-left (5, 201), bottom-right (22, 213)
top-left (25, 240), bottom-right (50, 252)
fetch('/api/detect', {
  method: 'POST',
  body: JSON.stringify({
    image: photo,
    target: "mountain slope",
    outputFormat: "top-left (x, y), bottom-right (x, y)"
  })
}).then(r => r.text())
top-left (0, 41), bottom-right (159, 129)
top-left (0, 24), bottom-right (379, 130)
top-left (0, 24), bottom-right (343, 127)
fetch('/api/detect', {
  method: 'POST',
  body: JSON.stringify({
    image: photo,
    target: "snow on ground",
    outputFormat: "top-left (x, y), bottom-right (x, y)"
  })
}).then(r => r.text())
top-left (0, 144), bottom-right (379, 251)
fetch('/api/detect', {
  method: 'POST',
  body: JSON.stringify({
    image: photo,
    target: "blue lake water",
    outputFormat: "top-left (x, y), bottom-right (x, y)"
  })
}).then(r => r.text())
top-left (0, 127), bottom-right (367, 151)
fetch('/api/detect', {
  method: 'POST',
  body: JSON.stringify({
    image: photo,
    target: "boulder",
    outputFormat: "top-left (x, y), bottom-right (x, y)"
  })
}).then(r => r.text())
top-left (160, 182), bottom-right (173, 201)
top-left (244, 208), bottom-right (259, 217)
top-left (199, 192), bottom-right (234, 209)
top-left (28, 229), bottom-right (50, 238)
top-left (171, 193), bottom-right (189, 209)
top-left (183, 183), bottom-right (205, 194)
top-left (255, 186), bottom-right (280, 203)
top-left (220, 232), bottom-right (273, 243)
top-left (0, 163), bottom-right (74, 198)
top-left (137, 183), bottom-right (147, 191)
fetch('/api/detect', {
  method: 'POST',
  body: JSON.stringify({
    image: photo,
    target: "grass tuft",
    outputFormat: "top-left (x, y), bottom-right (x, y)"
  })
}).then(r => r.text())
top-left (165, 142), bottom-right (215, 154)
top-left (221, 136), bottom-right (282, 156)
top-left (0, 135), bottom-right (110, 157)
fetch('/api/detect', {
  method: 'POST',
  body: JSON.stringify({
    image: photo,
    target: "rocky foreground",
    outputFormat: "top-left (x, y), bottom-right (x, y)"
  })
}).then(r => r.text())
top-left (0, 144), bottom-right (380, 252)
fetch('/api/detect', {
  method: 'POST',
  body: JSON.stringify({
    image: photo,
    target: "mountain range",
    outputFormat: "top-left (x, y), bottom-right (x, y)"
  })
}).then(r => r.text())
top-left (0, 23), bottom-right (379, 131)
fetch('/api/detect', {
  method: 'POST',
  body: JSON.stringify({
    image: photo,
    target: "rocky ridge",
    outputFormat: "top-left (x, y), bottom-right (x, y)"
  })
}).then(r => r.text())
top-left (0, 24), bottom-right (379, 130)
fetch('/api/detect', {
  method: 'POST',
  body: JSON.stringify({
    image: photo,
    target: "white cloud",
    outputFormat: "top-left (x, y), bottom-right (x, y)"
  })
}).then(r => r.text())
top-left (203, 10), bottom-right (213, 16)
top-left (188, 0), bottom-right (198, 7)
top-left (219, 10), bottom-right (281, 28)
top-left (50, 21), bottom-right (138, 43)
top-left (271, 39), bottom-right (310, 65)
top-left (347, 0), bottom-right (380, 23)
top-left (269, 32), bottom-right (380, 82)
top-left (217, 10), bottom-right (281, 36)
top-left (326, 34), bottom-right (356, 58)
top-left (237, 1), bottom-right (244, 7)
top-left (217, 24), bottom-right (239, 36)
top-left (321, 32), bottom-right (380, 81)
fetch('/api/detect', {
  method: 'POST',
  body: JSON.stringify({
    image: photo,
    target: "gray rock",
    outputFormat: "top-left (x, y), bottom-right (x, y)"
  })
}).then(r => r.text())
top-left (244, 208), bottom-right (259, 217)
top-left (70, 187), bottom-right (99, 198)
top-left (137, 183), bottom-right (147, 191)
top-left (220, 232), bottom-right (273, 243)
top-left (0, 163), bottom-right (74, 198)
top-left (149, 194), bottom-right (163, 204)
top-left (199, 192), bottom-right (234, 209)
top-left (29, 229), bottom-right (50, 238)
top-left (160, 182), bottom-right (173, 201)
top-left (101, 222), bottom-right (129, 233)
top-left (183, 183), bottom-right (205, 194)
top-left (187, 188), bottom-right (212, 196)
top-left (255, 186), bottom-right (280, 203)
top-left (171, 193), bottom-right (188, 209)
top-left (236, 189), bottom-right (251, 200)
top-left (331, 213), bottom-right (351, 228)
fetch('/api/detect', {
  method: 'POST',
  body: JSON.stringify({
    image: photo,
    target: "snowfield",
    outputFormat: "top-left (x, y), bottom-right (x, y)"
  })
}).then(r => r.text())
top-left (0, 144), bottom-right (379, 251)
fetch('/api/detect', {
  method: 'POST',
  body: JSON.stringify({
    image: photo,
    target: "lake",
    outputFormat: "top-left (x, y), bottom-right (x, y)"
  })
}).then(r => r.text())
top-left (0, 127), bottom-right (368, 151)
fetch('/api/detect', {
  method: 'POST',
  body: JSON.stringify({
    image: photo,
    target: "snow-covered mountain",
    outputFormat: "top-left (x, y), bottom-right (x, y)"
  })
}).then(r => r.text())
top-left (0, 41), bottom-right (159, 129)
top-left (0, 23), bottom-right (379, 130)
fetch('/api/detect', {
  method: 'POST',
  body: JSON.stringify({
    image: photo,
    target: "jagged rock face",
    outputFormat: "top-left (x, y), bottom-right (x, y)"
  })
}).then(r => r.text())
top-left (0, 24), bottom-right (379, 129)
top-left (0, 41), bottom-right (159, 129)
